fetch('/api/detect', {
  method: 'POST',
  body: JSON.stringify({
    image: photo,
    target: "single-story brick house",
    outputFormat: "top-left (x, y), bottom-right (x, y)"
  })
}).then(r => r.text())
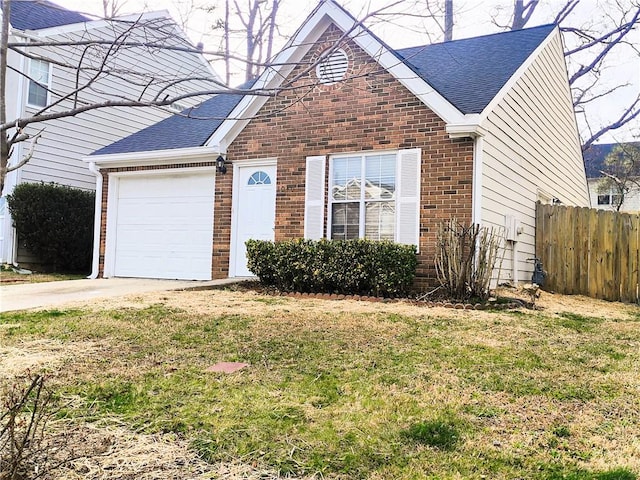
top-left (85, 0), bottom-right (589, 286)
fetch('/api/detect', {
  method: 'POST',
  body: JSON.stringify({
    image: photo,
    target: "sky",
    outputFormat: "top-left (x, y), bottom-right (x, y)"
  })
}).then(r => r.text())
top-left (51, 0), bottom-right (640, 144)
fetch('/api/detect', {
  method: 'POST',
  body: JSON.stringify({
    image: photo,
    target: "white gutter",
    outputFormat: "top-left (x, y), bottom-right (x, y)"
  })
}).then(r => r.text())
top-left (87, 162), bottom-right (102, 279)
top-left (84, 145), bottom-right (220, 169)
top-left (472, 135), bottom-right (484, 226)
top-left (446, 120), bottom-right (485, 139)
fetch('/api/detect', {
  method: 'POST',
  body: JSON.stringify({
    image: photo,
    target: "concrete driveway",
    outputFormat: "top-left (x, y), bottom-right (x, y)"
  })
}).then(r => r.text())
top-left (0, 277), bottom-right (242, 312)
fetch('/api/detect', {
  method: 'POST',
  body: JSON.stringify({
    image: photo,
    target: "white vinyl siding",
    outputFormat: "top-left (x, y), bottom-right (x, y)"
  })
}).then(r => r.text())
top-left (17, 18), bottom-right (217, 191)
top-left (479, 32), bottom-right (589, 283)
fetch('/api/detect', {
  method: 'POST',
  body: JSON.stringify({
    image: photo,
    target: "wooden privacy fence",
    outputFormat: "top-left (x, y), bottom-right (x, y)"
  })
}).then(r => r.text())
top-left (536, 203), bottom-right (640, 303)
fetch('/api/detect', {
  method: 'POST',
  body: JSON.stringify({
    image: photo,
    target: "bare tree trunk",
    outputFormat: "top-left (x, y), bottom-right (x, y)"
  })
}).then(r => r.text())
top-left (102, 0), bottom-right (126, 19)
top-left (511, 0), bottom-right (539, 30)
top-left (224, 0), bottom-right (230, 85)
top-left (265, 0), bottom-right (280, 61)
top-left (444, 0), bottom-right (453, 41)
top-left (1, 1), bottom-right (10, 194)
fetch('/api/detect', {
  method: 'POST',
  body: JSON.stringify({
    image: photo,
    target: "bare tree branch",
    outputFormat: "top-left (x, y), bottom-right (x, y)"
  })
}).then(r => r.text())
top-left (6, 131), bottom-right (43, 174)
top-left (582, 97), bottom-right (640, 151)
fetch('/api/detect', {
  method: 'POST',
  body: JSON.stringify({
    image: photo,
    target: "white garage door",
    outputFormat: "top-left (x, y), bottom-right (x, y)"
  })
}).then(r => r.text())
top-left (112, 171), bottom-right (215, 280)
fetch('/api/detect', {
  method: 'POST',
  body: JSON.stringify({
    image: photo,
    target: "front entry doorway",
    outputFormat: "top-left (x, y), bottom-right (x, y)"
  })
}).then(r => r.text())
top-left (231, 162), bottom-right (277, 276)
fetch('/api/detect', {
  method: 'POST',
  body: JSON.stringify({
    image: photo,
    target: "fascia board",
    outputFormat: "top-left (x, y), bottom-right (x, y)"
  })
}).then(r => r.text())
top-left (478, 26), bottom-right (558, 124)
top-left (25, 11), bottom-right (172, 37)
top-left (446, 118), bottom-right (486, 138)
top-left (83, 145), bottom-right (220, 169)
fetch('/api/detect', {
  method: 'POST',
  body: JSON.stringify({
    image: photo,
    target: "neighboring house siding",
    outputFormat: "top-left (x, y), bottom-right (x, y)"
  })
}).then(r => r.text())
top-left (588, 178), bottom-right (640, 212)
top-left (480, 32), bottom-right (589, 283)
top-left (4, 14), bottom-right (217, 266)
top-left (215, 25), bottom-right (475, 286)
top-left (18, 23), bottom-right (213, 190)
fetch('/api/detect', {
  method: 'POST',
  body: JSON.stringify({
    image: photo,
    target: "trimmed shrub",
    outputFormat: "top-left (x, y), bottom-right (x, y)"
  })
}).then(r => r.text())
top-left (246, 238), bottom-right (417, 297)
top-left (7, 182), bottom-right (95, 272)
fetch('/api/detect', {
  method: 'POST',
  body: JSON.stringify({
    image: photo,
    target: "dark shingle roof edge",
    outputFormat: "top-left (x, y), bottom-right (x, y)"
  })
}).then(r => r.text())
top-left (7, 0), bottom-right (90, 31)
top-left (91, 83), bottom-right (255, 156)
top-left (92, 23), bottom-right (557, 156)
top-left (396, 24), bottom-right (556, 114)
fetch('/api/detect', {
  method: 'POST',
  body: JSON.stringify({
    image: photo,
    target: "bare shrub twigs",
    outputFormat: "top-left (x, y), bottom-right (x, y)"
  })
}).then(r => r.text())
top-left (435, 219), bottom-right (504, 301)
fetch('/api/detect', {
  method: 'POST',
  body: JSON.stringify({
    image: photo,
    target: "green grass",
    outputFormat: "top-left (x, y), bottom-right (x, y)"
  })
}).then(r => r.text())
top-left (1, 293), bottom-right (639, 479)
top-left (0, 268), bottom-right (85, 284)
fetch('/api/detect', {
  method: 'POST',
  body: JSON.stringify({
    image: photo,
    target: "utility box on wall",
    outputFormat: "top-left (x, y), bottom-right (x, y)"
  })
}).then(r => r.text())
top-left (504, 214), bottom-right (521, 242)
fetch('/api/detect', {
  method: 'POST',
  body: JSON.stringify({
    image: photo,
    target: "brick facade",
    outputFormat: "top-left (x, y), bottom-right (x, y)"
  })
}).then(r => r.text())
top-left (96, 24), bottom-right (474, 288)
top-left (217, 25), bottom-right (474, 287)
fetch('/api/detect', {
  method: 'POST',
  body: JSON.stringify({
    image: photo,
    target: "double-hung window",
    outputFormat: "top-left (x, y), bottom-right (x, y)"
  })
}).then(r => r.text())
top-left (304, 148), bottom-right (421, 246)
top-left (27, 59), bottom-right (51, 108)
top-left (330, 153), bottom-right (397, 241)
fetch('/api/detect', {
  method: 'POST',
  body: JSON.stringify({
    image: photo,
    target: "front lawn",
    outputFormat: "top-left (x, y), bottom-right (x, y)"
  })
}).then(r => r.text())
top-left (0, 265), bottom-right (85, 284)
top-left (1, 289), bottom-right (638, 479)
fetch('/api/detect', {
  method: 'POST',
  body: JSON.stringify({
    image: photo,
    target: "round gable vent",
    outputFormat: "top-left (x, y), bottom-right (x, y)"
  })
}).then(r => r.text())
top-left (316, 48), bottom-right (349, 85)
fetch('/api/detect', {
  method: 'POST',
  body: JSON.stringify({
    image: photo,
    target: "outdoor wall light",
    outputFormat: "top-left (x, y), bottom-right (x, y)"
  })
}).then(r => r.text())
top-left (216, 155), bottom-right (227, 174)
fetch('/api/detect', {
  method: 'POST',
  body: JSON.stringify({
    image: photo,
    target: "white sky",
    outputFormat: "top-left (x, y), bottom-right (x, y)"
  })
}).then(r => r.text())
top-left (52, 0), bottom-right (640, 143)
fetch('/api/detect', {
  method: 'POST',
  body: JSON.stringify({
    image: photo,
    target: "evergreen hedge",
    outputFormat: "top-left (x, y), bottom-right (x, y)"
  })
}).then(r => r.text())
top-left (7, 182), bottom-right (95, 272)
top-left (246, 238), bottom-right (417, 297)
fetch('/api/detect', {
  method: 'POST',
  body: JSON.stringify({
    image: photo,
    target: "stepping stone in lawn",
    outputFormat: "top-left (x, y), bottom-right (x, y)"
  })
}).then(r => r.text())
top-left (206, 362), bottom-right (249, 373)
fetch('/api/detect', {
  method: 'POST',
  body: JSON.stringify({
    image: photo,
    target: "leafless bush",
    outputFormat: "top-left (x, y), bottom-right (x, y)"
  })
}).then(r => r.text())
top-left (435, 219), bottom-right (504, 301)
top-left (0, 373), bottom-right (91, 480)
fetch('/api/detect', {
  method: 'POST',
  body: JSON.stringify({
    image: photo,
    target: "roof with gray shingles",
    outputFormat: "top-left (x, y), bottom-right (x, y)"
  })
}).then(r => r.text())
top-left (93, 24), bottom-right (556, 156)
top-left (7, 0), bottom-right (89, 30)
top-left (396, 24), bottom-right (555, 115)
top-left (91, 89), bottom-right (249, 155)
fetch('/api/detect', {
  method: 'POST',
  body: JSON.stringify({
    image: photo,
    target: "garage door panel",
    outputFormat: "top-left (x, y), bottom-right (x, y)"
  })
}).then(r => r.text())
top-left (112, 172), bottom-right (215, 280)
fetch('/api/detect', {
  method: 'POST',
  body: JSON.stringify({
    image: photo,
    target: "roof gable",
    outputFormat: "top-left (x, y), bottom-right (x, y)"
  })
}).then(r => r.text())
top-left (90, 2), bottom-right (558, 159)
top-left (398, 24), bottom-right (556, 114)
top-left (7, 0), bottom-right (89, 30)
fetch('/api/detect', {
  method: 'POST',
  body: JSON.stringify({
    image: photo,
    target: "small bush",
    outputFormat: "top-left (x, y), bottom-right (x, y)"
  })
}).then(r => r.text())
top-left (7, 182), bottom-right (94, 272)
top-left (246, 238), bottom-right (417, 297)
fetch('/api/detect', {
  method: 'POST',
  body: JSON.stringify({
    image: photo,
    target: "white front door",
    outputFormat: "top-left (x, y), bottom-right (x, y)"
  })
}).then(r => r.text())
top-left (232, 163), bottom-right (277, 276)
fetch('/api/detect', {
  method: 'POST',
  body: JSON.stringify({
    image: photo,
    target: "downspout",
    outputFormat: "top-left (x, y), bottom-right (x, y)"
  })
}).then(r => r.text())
top-left (3, 39), bottom-right (27, 265)
top-left (472, 135), bottom-right (483, 226)
top-left (87, 162), bottom-right (102, 279)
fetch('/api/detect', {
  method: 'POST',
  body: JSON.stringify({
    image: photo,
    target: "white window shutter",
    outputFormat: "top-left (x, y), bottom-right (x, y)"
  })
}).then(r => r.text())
top-left (304, 155), bottom-right (326, 239)
top-left (396, 148), bottom-right (421, 247)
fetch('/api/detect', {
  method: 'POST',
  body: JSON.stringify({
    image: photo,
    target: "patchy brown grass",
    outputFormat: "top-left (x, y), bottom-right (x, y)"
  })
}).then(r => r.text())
top-left (0, 268), bottom-right (85, 284)
top-left (1, 287), bottom-right (638, 479)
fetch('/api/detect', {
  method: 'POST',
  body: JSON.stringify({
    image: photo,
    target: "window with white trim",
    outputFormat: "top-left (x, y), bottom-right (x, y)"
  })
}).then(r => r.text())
top-left (597, 193), bottom-right (622, 206)
top-left (304, 149), bottom-right (420, 246)
top-left (330, 153), bottom-right (397, 241)
top-left (27, 59), bottom-right (51, 107)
